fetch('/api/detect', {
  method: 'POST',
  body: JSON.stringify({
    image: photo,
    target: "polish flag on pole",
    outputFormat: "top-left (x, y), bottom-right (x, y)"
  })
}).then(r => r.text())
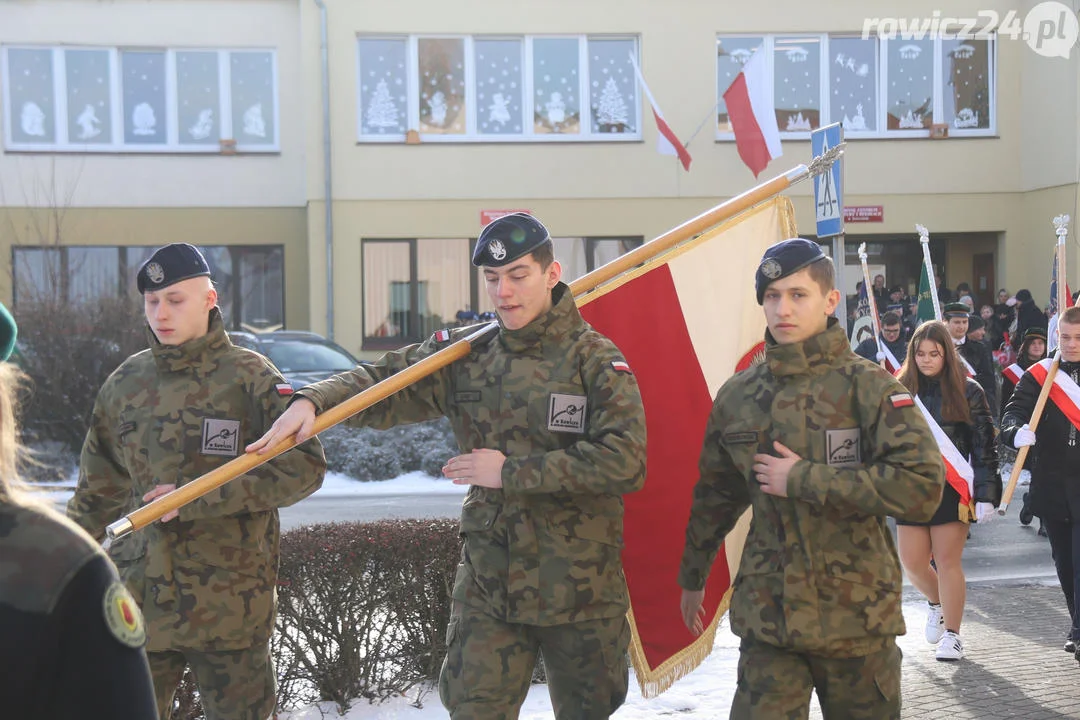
top-left (629, 53), bottom-right (692, 171)
top-left (722, 50), bottom-right (782, 178)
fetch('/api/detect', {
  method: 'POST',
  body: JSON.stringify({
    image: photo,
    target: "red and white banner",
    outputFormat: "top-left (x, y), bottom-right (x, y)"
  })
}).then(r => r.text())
top-left (577, 197), bottom-right (796, 696)
top-left (880, 343), bottom-right (902, 375)
top-left (629, 53), bottom-right (692, 171)
top-left (1003, 363), bottom-right (1024, 386)
top-left (722, 50), bottom-right (782, 178)
top-left (913, 396), bottom-right (974, 505)
top-left (1028, 358), bottom-right (1080, 431)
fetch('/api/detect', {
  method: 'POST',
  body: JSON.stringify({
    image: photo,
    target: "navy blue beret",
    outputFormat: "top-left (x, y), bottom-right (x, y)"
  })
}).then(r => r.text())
top-left (137, 243), bottom-right (211, 293)
top-left (755, 238), bottom-right (828, 304)
top-left (472, 213), bottom-right (550, 267)
top-left (0, 302), bottom-right (16, 362)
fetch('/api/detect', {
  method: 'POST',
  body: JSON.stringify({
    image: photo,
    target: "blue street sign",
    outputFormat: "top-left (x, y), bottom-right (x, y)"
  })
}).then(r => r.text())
top-left (812, 122), bottom-right (843, 238)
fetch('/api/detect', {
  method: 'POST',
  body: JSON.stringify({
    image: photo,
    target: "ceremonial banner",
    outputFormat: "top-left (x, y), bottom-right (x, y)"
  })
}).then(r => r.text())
top-left (577, 197), bottom-right (796, 696)
top-left (1028, 358), bottom-right (1080, 431)
top-left (916, 259), bottom-right (937, 325)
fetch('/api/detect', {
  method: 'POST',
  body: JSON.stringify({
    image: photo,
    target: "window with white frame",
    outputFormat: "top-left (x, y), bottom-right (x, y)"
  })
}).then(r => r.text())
top-left (2, 45), bottom-right (279, 152)
top-left (716, 33), bottom-right (995, 139)
top-left (357, 35), bottom-right (641, 142)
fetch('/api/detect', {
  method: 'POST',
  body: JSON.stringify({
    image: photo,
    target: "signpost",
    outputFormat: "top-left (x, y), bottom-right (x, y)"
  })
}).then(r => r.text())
top-left (812, 122), bottom-right (846, 327)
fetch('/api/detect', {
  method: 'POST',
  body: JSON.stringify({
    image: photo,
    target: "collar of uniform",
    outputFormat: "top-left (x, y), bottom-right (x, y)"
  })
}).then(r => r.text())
top-left (498, 282), bottom-right (582, 354)
top-left (764, 317), bottom-right (850, 377)
top-left (148, 307), bottom-right (232, 373)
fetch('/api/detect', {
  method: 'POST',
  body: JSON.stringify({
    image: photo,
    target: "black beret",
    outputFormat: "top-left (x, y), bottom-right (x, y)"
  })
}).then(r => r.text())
top-left (137, 243), bottom-right (211, 293)
top-left (942, 302), bottom-right (970, 318)
top-left (755, 238), bottom-right (828, 305)
top-left (1024, 326), bottom-right (1048, 341)
top-left (0, 302), bottom-right (16, 362)
top-left (472, 213), bottom-right (550, 267)
top-left (967, 314), bottom-right (985, 332)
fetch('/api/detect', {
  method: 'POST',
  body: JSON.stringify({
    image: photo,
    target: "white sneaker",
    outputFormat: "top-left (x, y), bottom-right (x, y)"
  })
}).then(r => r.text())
top-left (925, 603), bottom-right (945, 644)
top-left (936, 631), bottom-right (964, 661)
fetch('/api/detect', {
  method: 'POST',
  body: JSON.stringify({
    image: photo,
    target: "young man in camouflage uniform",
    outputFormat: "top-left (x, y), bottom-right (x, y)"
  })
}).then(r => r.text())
top-left (678, 238), bottom-right (944, 719)
top-left (251, 213), bottom-right (647, 719)
top-left (68, 243), bottom-right (326, 720)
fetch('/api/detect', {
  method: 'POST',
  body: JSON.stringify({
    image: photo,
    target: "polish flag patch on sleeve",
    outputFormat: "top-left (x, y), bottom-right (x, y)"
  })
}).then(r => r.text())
top-left (435, 329), bottom-right (451, 342)
top-left (611, 360), bottom-right (633, 374)
top-left (275, 383), bottom-right (294, 396)
top-left (889, 392), bottom-right (914, 408)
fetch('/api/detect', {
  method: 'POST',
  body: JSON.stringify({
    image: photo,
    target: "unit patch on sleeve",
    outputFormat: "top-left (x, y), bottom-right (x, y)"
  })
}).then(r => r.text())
top-left (548, 393), bottom-right (587, 433)
top-left (889, 392), bottom-right (915, 409)
top-left (103, 581), bottom-right (146, 648)
top-left (275, 383), bottom-right (294, 397)
top-left (435, 329), bottom-right (452, 342)
top-left (826, 428), bottom-right (861, 467)
top-left (201, 418), bottom-right (241, 456)
top-left (611, 360), bottom-right (633, 374)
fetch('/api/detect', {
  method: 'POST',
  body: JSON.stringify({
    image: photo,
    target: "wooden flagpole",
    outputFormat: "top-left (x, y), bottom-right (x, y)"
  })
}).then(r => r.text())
top-left (999, 214), bottom-right (1073, 515)
top-left (857, 242), bottom-right (886, 369)
top-left (106, 146), bottom-right (845, 541)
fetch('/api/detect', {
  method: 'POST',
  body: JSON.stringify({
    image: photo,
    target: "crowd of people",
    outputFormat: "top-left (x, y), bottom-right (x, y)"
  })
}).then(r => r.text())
top-left (3, 226), bottom-right (1077, 719)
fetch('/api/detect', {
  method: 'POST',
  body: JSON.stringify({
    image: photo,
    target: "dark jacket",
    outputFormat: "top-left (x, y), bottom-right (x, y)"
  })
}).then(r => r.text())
top-left (917, 376), bottom-right (1000, 505)
top-left (853, 334), bottom-right (907, 366)
top-left (956, 338), bottom-right (998, 418)
top-left (1012, 300), bottom-right (1047, 350)
top-left (1001, 360), bottom-right (1080, 523)
top-left (994, 302), bottom-right (1015, 340)
top-left (999, 352), bottom-right (1043, 419)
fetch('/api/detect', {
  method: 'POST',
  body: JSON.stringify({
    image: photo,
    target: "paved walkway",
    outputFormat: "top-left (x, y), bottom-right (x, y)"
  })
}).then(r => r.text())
top-left (897, 582), bottom-right (1079, 719)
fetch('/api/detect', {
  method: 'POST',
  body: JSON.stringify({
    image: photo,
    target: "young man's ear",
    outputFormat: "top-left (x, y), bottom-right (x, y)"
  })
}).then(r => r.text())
top-left (546, 260), bottom-right (562, 289)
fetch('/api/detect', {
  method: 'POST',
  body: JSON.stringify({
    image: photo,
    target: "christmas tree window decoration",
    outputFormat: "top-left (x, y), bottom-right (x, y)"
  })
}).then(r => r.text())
top-left (7, 48), bottom-right (56, 144)
top-left (830, 36), bottom-right (877, 132)
top-left (417, 38), bottom-right (466, 135)
top-left (587, 37), bottom-right (637, 134)
top-left (176, 51), bottom-right (220, 144)
top-left (231, 51), bottom-right (276, 145)
top-left (715, 36), bottom-right (763, 132)
top-left (943, 38), bottom-right (990, 130)
top-left (65, 49), bottom-right (112, 144)
top-left (533, 38), bottom-right (580, 134)
top-left (122, 50), bottom-right (166, 144)
top-left (773, 36), bottom-right (820, 133)
top-left (886, 38), bottom-right (933, 130)
top-left (358, 38), bottom-right (408, 136)
top-left (475, 38), bottom-right (523, 135)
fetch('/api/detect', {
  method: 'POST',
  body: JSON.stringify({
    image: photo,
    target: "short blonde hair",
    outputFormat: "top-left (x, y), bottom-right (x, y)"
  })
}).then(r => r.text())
top-left (0, 363), bottom-right (28, 503)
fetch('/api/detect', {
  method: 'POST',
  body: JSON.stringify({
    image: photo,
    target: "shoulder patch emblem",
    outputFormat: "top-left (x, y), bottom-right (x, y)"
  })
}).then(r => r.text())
top-left (889, 392), bottom-right (914, 408)
top-left (611, 360), bottom-right (632, 374)
top-left (435, 329), bottom-right (451, 342)
top-left (103, 581), bottom-right (146, 648)
top-left (201, 418), bottom-right (241, 456)
top-left (275, 383), bottom-right (294, 397)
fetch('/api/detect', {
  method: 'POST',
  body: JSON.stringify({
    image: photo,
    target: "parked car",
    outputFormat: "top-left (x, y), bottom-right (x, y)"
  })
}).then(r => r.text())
top-left (228, 330), bottom-right (359, 390)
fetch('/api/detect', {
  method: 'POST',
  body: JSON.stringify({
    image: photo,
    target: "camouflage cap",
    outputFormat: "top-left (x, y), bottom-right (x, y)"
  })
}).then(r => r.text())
top-left (0, 302), bottom-right (16, 362)
top-left (472, 213), bottom-right (550, 267)
top-left (942, 302), bottom-right (970, 318)
top-left (755, 237), bottom-right (827, 304)
top-left (137, 243), bottom-right (211, 294)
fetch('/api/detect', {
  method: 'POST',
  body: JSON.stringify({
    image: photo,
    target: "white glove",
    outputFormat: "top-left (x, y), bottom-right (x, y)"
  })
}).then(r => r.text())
top-left (1013, 424), bottom-right (1037, 449)
top-left (976, 502), bottom-right (996, 523)
top-left (875, 351), bottom-right (887, 362)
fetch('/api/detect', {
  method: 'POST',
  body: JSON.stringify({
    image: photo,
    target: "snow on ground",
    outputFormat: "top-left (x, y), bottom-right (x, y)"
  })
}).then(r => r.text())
top-left (31, 469), bottom-right (468, 508)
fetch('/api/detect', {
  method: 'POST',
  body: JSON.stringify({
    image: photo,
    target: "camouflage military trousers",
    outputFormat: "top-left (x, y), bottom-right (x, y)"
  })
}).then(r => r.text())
top-left (438, 603), bottom-right (630, 720)
top-left (149, 643), bottom-right (276, 720)
top-left (730, 638), bottom-right (901, 720)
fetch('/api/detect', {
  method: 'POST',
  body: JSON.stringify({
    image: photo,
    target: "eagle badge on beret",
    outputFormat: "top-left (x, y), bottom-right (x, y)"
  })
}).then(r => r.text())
top-left (760, 258), bottom-right (782, 279)
top-left (489, 239), bottom-right (507, 262)
top-left (146, 262), bottom-right (166, 284)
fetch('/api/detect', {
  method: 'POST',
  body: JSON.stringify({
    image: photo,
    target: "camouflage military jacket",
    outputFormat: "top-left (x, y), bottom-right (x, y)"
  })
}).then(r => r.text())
top-left (679, 320), bottom-right (944, 656)
top-left (68, 309), bottom-right (326, 652)
top-left (300, 283), bottom-right (647, 626)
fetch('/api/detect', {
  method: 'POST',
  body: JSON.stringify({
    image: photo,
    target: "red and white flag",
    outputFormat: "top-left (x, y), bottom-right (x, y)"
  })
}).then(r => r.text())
top-left (880, 343), bottom-right (902, 375)
top-left (1028, 358), bottom-right (1080, 431)
top-left (914, 396), bottom-right (974, 507)
top-left (577, 196), bottom-right (796, 696)
top-left (629, 53), bottom-right (692, 171)
top-left (722, 50), bottom-right (782, 178)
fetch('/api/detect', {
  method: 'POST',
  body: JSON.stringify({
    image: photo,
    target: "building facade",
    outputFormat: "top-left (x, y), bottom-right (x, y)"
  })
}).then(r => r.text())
top-left (2, 1), bottom-right (1078, 357)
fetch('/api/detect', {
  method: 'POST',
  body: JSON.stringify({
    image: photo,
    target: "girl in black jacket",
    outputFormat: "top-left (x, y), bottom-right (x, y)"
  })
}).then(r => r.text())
top-left (895, 321), bottom-right (1001, 662)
